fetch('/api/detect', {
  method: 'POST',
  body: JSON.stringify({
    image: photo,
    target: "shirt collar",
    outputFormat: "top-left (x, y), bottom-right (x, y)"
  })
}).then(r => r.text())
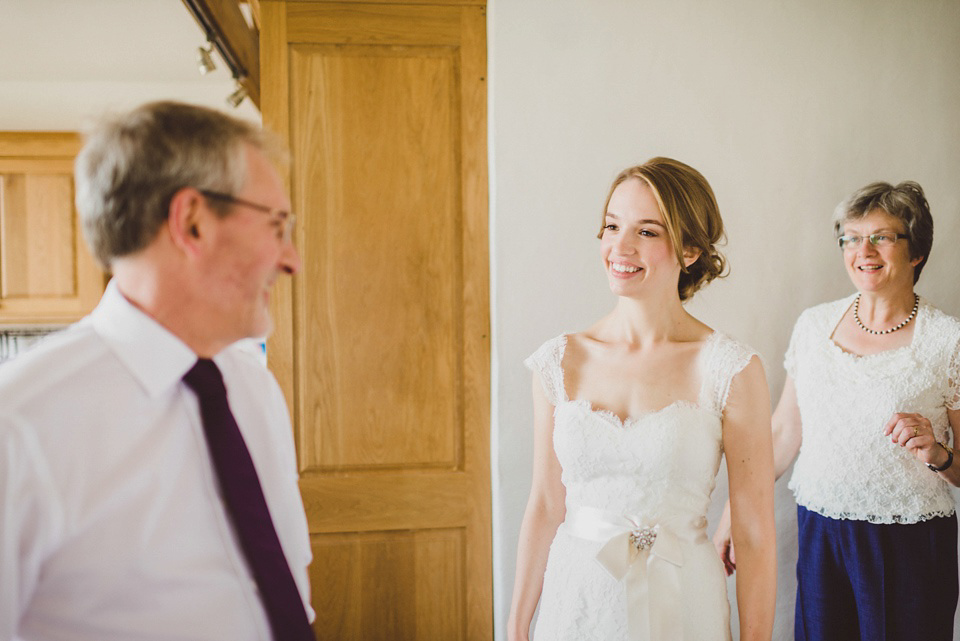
top-left (89, 280), bottom-right (199, 398)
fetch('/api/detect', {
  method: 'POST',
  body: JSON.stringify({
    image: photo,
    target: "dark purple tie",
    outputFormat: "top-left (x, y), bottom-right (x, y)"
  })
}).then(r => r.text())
top-left (183, 358), bottom-right (316, 641)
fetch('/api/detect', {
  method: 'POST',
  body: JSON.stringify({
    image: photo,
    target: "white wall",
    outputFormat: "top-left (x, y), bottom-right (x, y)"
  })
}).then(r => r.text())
top-left (0, 0), bottom-right (259, 130)
top-left (490, 0), bottom-right (960, 639)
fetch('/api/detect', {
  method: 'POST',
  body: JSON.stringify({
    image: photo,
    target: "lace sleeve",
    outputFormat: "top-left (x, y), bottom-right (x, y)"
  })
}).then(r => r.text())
top-left (947, 335), bottom-right (960, 411)
top-left (783, 313), bottom-right (805, 380)
top-left (523, 335), bottom-right (567, 407)
top-left (705, 334), bottom-right (759, 415)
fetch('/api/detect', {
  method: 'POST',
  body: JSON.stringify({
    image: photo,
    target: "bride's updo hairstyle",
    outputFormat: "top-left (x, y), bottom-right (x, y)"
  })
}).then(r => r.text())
top-left (597, 157), bottom-right (727, 301)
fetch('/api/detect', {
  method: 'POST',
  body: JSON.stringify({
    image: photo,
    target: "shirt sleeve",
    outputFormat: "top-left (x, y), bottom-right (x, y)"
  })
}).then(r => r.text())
top-left (261, 371), bottom-right (315, 623)
top-left (0, 414), bottom-right (63, 640)
top-left (263, 372), bottom-right (300, 483)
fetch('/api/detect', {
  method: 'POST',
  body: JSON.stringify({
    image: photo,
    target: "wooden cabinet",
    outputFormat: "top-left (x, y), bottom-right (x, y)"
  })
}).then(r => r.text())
top-left (261, 2), bottom-right (491, 638)
top-left (0, 133), bottom-right (105, 324)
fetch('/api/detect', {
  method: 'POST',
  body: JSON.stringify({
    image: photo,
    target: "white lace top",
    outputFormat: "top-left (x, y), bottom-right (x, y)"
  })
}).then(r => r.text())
top-left (786, 295), bottom-right (960, 524)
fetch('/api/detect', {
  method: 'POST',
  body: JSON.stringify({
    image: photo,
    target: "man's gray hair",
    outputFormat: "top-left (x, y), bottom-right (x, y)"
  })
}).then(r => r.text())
top-left (75, 101), bottom-right (270, 267)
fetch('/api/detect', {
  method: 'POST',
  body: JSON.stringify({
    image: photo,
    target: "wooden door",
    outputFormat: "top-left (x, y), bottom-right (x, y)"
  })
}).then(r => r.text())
top-left (0, 133), bottom-right (104, 324)
top-left (260, 2), bottom-right (490, 639)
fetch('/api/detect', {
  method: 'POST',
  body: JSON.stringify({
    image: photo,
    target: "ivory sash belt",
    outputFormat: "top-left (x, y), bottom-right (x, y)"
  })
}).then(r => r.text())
top-left (564, 505), bottom-right (692, 641)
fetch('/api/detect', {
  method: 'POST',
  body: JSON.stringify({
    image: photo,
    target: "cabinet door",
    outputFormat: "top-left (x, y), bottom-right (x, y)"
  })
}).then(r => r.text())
top-left (0, 133), bottom-right (104, 324)
top-left (261, 2), bottom-right (491, 639)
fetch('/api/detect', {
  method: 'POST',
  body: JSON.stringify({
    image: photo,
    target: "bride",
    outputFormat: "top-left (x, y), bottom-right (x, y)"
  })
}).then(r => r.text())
top-left (506, 157), bottom-right (776, 641)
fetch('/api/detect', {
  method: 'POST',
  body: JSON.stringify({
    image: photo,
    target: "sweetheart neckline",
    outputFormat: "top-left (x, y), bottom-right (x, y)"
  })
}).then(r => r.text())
top-left (562, 398), bottom-right (718, 428)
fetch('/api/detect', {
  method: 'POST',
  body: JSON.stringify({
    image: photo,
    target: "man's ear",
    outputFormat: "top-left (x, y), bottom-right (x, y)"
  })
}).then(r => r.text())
top-left (167, 187), bottom-right (206, 255)
top-left (682, 247), bottom-right (702, 268)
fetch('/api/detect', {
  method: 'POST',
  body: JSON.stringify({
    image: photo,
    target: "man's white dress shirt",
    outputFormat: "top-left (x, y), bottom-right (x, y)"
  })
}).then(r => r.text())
top-left (0, 282), bottom-right (313, 640)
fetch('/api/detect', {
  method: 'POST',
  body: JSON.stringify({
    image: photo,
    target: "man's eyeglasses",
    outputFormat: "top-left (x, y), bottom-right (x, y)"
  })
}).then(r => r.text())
top-left (198, 189), bottom-right (296, 244)
top-left (837, 233), bottom-right (908, 251)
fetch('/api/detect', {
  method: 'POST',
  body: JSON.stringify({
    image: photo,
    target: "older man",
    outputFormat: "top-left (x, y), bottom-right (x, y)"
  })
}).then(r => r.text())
top-left (0, 102), bottom-right (315, 640)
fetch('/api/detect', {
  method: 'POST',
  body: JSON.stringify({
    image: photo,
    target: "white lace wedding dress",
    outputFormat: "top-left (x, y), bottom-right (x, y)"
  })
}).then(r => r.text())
top-left (525, 332), bottom-right (756, 641)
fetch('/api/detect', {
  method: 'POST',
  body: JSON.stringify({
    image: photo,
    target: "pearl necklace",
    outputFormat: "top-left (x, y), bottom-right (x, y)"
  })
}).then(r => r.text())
top-left (853, 293), bottom-right (919, 335)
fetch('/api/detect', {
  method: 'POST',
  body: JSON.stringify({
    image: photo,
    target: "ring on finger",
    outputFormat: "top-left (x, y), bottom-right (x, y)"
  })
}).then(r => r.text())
top-left (914, 426), bottom-right (920, 437)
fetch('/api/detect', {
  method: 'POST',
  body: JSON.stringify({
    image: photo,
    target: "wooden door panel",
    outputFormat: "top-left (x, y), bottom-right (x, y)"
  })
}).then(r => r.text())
top-left (0, 135), bottom-right (104, 323)
top-left (262, 2), bottom-right (490, 639)
top-left (301, 473), bottom-right (468, 532)
top-left (290, 44), bottom-right (463, 471)
top-left (286, 4), bottom-right (463, 45)
top-left (0, 174), bottom-right (76, 298)
top-left (310, 528), bottom-right (465, 640)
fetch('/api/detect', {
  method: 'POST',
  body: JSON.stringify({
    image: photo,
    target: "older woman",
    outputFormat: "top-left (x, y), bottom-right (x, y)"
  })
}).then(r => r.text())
top-left (716, 180), bottom-right (960, 640)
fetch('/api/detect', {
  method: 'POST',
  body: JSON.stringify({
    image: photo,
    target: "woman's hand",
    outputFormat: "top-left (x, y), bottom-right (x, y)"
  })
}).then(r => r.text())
top-left (712, 502), bottom-right (736, 576)
top-left (883, 412), bottom-right (946, 467)
top-left (714, 530), bottom-right (736, 576)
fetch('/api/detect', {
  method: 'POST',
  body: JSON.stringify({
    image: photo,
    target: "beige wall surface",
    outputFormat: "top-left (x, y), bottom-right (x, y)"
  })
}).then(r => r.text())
top-left (0, 0), bottom-right (259, 130)
top-left (489, 0), bottom-right (960, 639)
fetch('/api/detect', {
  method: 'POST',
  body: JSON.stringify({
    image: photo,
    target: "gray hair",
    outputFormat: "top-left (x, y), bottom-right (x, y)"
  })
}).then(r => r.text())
top-left (75, 101), bottom-right (270, 267)
top-left (833, 181), bottom-right (934, 284)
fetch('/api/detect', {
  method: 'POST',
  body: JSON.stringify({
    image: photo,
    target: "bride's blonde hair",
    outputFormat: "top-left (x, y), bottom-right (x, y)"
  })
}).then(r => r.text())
top-left (598, 157), bottom-right (727, 301)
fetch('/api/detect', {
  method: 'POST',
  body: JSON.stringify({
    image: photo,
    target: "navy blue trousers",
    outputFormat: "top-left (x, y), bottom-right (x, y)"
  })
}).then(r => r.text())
top-left (796, 505), bottom-right (958, 641)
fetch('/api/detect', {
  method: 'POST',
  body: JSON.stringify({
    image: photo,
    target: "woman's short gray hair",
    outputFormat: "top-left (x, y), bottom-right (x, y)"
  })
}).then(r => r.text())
top-left (75, 101), bottom-right (271, 268)
top-left (832, 180), bottom-right (934, 284)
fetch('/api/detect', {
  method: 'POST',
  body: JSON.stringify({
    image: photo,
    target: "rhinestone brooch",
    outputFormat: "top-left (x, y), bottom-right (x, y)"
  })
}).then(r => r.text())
top-left (629, 526), bottom-right (658, 552)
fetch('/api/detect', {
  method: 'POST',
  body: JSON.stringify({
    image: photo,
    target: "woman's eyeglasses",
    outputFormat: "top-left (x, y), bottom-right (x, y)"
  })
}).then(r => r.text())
top-left (837, 233), bottom-right (908, 251)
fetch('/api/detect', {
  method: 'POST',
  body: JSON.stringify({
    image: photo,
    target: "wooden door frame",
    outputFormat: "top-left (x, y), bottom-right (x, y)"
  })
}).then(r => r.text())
top-left (260, 2), bottom-right (492, 637)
